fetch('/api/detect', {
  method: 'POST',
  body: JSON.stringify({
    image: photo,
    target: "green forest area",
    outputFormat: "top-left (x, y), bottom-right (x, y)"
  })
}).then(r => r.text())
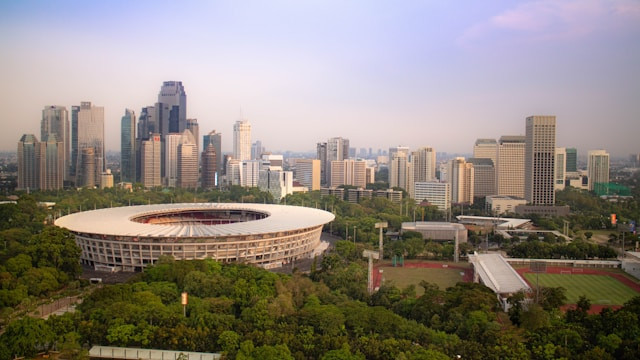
top-left (1, 170), bottom-right (640, 359)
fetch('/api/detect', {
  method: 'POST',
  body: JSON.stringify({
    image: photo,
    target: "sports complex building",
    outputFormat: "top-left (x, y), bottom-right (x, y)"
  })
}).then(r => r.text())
top-left (55, 203), bottom-right (334, 272)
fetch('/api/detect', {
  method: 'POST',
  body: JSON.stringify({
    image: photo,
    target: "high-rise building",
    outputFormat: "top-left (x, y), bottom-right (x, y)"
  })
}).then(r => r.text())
top-left (177, 129), bottom-right (198, 188)
top-left (71, 102), bottom-right (104, 187)
top-left (41, 106), bottom-right (69, 181)
top-left (565, 148), bottom-right (577, 172)
top-left (389, 146), bottom-right (410, 190)
top-left (473, 139), bottom-right (498, 165)
top-left (525, 115), bottom-right (556, 205)
top-left (203, 131), bottom-right (223, 176)
top-left (414, 181), bottom-right (451, 211)
top-left (140, 134), bottom-right (162, 188)
top-left (467, 158), bottom-right (495, 198)
top-left (330, 159), bottom-right (367, 188)
top-left (448, 157), bottom-right (474, 204)
top-left (412, 147), bottom-right (437, 182)
top-left (186, 118), bottom-right (199, 151)
top-left (496, 136), bottom-right (526, 198)
top-left (137, 106), bottom-right (156, 139)
top-left (258, 169), bottom-right (293, 201)
top-left (121, 109), bottom-right (136, 183)
top-left (251, 140), bottom-right (264, 160)
top-left (201, 141), bottom-right (217, 189)
top-left (555, 147), bottom-right (566, 191)
top-left (233, 120), bottom-right (251, 161)
top-left (78, 147), bottom-right (96, 188)
top-left (317, 137), bottom-right (349, 186)
top-left (295, 159), bottom-right (321, 191)
top-left (410, 147), bottom-right (436, 199)
top-left (587, 150), bottom-right (610, 191)
top-left (40, 134), bottom-right (64, 190)
top-left (157, 81), bottom-right (187, 136)
top-left (17, 134), bottom-right (39, 191)
top-left (164, 133), bottom-right (183, 187)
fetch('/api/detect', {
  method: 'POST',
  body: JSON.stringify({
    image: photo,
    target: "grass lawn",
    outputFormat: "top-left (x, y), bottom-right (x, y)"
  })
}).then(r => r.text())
top-left (523, 273), bottom-right (639, 305)
top-left (380, 267), bottom-right (466, 296)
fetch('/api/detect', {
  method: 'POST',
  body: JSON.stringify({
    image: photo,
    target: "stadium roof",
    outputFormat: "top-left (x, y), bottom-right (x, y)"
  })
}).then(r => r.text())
top-left (469, 253), bottom-right (531, 295)
top-left (456, 215), bottom-right (531, 229)
top-left (55, 203), bottom-right (334, 238)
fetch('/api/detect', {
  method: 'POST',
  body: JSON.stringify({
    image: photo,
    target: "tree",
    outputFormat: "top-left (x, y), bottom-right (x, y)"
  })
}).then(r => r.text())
top-left (0, 316), bottom-right (54, 358)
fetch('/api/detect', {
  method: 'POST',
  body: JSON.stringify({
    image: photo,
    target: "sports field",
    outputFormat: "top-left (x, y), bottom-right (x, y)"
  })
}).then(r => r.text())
top-left (523, 272), bottom-right (639, 305)
top-left (376, 262), bottom-right (472, 296)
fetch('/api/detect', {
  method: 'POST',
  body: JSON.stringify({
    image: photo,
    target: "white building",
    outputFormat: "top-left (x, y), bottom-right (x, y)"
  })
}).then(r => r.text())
top-left (414, 181), bottom-right (451, 211)
top-left (588, 149), bottom-right (610, 191)
top-left (485, 195), bottom-right (527, 215)
top-left (233, 120), bottom-right (251, 161)
top-left (259, 169), bottom-right (294, 201)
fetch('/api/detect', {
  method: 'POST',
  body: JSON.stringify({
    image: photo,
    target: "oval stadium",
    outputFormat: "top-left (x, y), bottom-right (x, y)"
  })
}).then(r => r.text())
top-left (54, 203), bottom-right (335, 272)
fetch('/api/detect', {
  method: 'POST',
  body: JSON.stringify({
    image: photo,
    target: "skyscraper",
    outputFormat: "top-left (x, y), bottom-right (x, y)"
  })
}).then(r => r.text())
top-left (389, 146), bottom-right (410, 190)
top-left (201, 141), bottom-right (217, 189)
top-left (410, 146), bottom-right (436, 198)
top-left (71, 102), bottom-right (104, 187)
top-left (448, 157), bottom-right (474, 204)
top-left (525, 115), bottom-right (556, 205)
top-left (330, 159), bottom-right (367, 188)
top-left (41, 106), bottom-right (69, 181)
top-left (565, 148), bottom-right (577, 172)
top-left (157, 81), bottom-right (187, 135)
top-left (251, 140), bottom-right (264, 160)
top-left (203, 130), bottom-right (223, 176)
top-left (141, 134), bottom-right (162, 188)
top-left (177, 129), bottom-right (198, 188)
top-left (17, 134), bottom-right (39, 191)
top-left (473, 138), bottom-right (498, 165)
top-left (555, 147), bottom-right (566, 191)
top-left (295, 159), bottom-right (321, 191)
top-left (467, 158), bottom-right (495, 198)
top-left (121, 109), bottom-right (136, 183)
top-left (164, 133), bottom-right (183, 187)
top-left (233, 120), bottom-right (251, 161)
top-left (412, 147), bottom-right (437, 182)
top-left (186, 118), bottom-right (199, 150)
top-left (40, 134), bottom-right (64, 190)
top-left (496, 136), bottom-right (526, 197)
top-left (587, 150), bottom-right (610, 191)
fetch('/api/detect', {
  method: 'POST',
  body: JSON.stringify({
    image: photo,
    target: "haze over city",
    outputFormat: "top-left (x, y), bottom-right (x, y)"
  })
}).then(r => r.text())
top-left (1, 0), bottom-right (639, 156)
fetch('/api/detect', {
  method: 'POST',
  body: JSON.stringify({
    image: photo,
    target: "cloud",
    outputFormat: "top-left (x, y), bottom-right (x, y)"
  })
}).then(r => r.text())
top-left (459, 0), bottom-right (640, 45)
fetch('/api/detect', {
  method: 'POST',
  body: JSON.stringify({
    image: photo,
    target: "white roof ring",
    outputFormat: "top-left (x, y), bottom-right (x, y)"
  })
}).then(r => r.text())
top-left (55, 203), bottom-right (335, 238)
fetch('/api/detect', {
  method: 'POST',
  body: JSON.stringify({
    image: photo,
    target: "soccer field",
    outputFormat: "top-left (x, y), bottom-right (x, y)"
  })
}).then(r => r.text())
top-left (523, 273), bottom-right (639, 305)
top-left (380, 267), bottom-right (466, 295)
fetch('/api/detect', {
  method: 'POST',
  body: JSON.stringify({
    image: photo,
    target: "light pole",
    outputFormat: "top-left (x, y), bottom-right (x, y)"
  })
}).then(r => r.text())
top-left (353, 226), bottom-right (357, 244)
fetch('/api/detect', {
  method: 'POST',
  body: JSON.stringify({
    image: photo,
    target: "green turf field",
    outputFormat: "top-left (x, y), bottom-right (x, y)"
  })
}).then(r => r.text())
top-left (380, 267), bottom-right (466, 296)
top-left (523, 273), bottom-right (639, 305)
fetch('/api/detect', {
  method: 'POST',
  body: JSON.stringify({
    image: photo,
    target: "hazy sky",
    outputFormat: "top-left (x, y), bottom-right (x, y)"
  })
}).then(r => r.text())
top-left (1, 0), bottom-right (639, 156)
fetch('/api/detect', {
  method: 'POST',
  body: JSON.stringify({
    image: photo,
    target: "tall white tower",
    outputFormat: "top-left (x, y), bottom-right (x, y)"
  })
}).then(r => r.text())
top-left (233, 120), bottom-right (252, 161)
top-left (587, 150), bottom-right (610, 191)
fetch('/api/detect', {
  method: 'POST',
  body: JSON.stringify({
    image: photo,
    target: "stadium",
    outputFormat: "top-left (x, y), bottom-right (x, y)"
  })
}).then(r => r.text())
top-left (54, 203), bottom-right (335, 272)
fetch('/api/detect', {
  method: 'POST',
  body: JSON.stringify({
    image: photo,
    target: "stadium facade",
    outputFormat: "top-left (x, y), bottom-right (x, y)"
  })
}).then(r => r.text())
top-left (55, 203), bottom-right (334, 272)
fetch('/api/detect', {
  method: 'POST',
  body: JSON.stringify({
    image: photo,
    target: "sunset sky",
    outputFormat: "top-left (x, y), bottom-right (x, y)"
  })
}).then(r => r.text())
top-left (1, 0), bottom-right (639, 156)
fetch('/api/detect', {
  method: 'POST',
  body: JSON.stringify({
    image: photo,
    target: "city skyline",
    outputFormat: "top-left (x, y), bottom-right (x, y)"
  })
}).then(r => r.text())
top-left (1, 1), bottom-right (639, 156)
